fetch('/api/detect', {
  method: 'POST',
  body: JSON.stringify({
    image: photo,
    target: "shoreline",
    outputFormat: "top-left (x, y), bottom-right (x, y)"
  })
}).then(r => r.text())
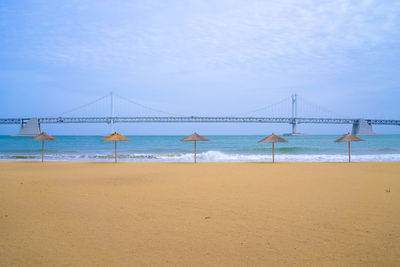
top-left (1, 158), bottom-right (400, 163)
top-left (1, 160), bottom-right (400, 163)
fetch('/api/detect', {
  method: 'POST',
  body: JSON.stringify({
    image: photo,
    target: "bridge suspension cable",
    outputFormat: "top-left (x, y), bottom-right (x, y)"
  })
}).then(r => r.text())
top-left (50, 92), bottom-right (185, 118)
top-left (114, 93), bottom-right (185, 117)
top-left (51, 93), bottom-right (109, 117)
top-left (228, 96), bottom-right (292, 117)
top-left (50, 92), bottom-right (346, 119)
top-left (297, 95), bottom-right (345, 118)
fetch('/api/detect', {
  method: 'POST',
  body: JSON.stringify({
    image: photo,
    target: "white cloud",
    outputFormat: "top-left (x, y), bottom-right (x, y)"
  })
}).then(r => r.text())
top-left (1, 0), bottom-right (400, 74)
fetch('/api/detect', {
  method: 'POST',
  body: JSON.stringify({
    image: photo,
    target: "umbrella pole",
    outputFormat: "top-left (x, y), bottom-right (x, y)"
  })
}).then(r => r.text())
top-left (42, 140), bottom-right (44, 162)
top-left (348, 141), bottom-right (351, 163)
top-left (272, 142), bottom-right (275, 163)
top-left (115, 140), bottom-right (117, 163)
top-left (194, 140), bottom-right (197, 163)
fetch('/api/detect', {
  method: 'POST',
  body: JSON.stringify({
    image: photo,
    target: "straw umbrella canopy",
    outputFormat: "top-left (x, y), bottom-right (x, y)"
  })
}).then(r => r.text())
top-left (101, 133), bottom-right (130, 163)
top-left (334, 133), bottom-right (365, 162)
top-left (30, 132), bottom-right (58, 162)
top-left (258, 133), bottom-right (288, 162)
top-left (181, 132), bottom-right (210, 163)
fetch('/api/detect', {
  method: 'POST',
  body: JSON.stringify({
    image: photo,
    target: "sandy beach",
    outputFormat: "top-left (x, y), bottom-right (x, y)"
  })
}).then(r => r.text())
top-left (0, 161), bottom-right (399, 266)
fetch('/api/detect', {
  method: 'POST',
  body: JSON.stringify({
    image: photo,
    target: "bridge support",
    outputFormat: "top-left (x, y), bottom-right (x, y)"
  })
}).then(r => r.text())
top-left (284, 94), bottom-right (304, 136)
top-left (291, 94), bottom-right (299, 134)
top-left (14, 118), bottom-right (41, 136)
top-left (351, 119), bottom-right (375, 135)
top-left (291, 120), bottom-right (298, 135)
top-left (110, 91), bottom-right (115, 133)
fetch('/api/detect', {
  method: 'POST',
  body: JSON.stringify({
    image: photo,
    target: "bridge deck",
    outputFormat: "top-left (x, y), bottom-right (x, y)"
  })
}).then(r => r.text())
top-left (1, 117), bottom-right (399, 125)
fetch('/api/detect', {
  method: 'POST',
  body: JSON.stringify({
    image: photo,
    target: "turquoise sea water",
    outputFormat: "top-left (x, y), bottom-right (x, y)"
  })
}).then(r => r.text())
top-left (0, 135), bottom-right (400, 162)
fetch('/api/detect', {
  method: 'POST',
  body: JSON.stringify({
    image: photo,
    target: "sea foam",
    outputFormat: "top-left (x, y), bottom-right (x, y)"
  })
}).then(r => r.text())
top-left (2, 151), bottom-right (400, 162)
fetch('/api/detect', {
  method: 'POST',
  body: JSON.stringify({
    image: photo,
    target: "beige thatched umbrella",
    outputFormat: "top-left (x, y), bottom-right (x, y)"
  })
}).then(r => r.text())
top-left (258, 133), bottom-right (288, 163)
top-left (334, 133), bottom-right (364, 162)
top-left (181, 132), bottom-right (210, 163)
top-left (31, 132), bottom-right (58, 162)
top-left (101, 133), bottom-right (130, 163)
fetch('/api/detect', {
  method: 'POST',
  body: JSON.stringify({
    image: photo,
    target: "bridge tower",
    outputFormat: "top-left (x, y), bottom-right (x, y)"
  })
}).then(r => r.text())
top-left (110, 91), bottom-right (115, 133)
top-left (290, 94), bottom-right (299, 135)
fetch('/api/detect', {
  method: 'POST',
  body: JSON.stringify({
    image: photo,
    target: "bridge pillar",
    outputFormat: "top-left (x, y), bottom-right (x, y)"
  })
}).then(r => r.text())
top-left (352, 119), bottom-right (375, 135)
top-left (287, 94), bottom-right (300, 135)
top-left (14, 118), bottom-right (41, 136)
top-left (110, 91), bottom-right (115, 133)
top-left (283, 119), bottom-right (303, 136)
top-left (291, 120), bottom-right (298, 135)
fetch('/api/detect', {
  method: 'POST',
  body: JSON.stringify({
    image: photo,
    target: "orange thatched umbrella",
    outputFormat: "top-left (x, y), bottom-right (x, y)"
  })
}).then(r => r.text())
top-left (258, 133), bottom-right (288, 163)
top-left (334, 133), bottom-right (364, 162)
top-left (181, 132), bottom-right (210, 163)
top-left (101, 133), bottom-right (130, 163)
top-left (31, 132), bottom-right (58, 162)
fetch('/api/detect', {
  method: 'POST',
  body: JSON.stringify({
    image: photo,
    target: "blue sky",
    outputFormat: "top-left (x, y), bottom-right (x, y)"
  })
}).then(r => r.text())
top-left (0, 0), bottom-right (399, 135)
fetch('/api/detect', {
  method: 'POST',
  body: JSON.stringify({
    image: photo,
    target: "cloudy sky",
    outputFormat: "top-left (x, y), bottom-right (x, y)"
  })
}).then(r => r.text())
top-left (0, 0), bottom-right (399, 134)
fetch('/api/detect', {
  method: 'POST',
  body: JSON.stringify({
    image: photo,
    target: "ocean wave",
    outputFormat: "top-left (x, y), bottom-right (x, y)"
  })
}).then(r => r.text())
top-left (370, 147), bottom-right (398, 152)
top-left (1, 151), bottom-right (400, 162)
top-left (169, 151), bottom-right (400, 162)
top-left (0, 155), bottom-right (40, 159)
top-left (0, 149), bottom-right (60, 153)
top-left (232, 146), bottom-right (344, 154)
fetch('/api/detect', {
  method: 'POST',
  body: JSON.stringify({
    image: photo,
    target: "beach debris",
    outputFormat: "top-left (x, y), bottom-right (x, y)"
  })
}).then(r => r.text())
top-left (204, 216), bottom-right (211, 219)
top-left (385, 189), bottom-right (391, 193)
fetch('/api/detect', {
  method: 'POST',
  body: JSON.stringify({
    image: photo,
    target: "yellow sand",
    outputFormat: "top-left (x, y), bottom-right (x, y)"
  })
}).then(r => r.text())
top-left (0, 162), bottom-right (399, 266)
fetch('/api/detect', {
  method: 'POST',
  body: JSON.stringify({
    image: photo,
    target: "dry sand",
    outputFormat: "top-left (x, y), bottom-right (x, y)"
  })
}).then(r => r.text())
top-left (0, 161), bottom-right (399, 266)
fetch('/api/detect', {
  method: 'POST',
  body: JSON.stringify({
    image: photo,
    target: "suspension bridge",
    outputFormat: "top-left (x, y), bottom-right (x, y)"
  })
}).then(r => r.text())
top-left (0, 92), bottom-right (399, 136)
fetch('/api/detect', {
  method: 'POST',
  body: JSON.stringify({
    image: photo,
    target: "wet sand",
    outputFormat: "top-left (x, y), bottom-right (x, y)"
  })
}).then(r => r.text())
top-left (0, 161), bottom-right (399, 266)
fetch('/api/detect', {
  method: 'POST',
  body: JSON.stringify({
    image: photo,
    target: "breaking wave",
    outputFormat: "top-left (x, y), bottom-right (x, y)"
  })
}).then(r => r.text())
top-left (1, 151), bottom-right (400, 162)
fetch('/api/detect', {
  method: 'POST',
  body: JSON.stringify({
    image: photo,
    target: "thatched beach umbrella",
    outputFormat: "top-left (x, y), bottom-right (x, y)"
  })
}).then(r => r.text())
top-left (181, 132), bottom-right (210, 163)
top-left (101, 133), bottom-right (130, 163)
top-left (334, 133), bottom-right (364, 162)
top-left (31, 132), bottom-right (58, 162)
top-left (258, 133), bottom-right (288, 163)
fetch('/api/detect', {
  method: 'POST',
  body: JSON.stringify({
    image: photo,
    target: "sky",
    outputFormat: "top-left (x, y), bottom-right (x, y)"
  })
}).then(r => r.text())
top-left (0, 0), bottom-right (399, 135)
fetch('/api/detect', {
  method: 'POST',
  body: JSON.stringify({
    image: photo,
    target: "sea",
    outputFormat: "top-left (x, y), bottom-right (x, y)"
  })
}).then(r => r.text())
top-left (0, 135), bottom-right (399, 162)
